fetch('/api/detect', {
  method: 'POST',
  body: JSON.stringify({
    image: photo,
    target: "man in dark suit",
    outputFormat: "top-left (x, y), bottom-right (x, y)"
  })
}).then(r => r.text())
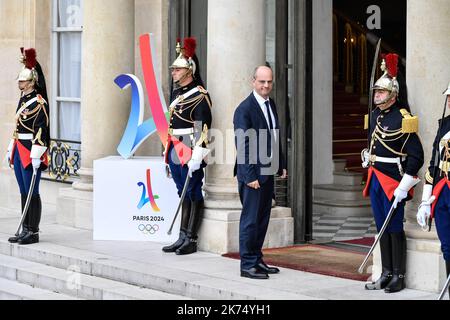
top-left (233, 65), bottom-right (287, 279)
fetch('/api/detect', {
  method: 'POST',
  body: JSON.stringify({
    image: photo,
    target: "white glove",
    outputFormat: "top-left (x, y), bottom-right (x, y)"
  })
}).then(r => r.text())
top-left (31, 158), bottom-right (41, 170)
top-left (361, 148), bottom-right (369, 168)
top-left (187, 160), bottom-right (201, 178)
top-left (416, 202), bottom-right (431, 230)
top-left (187, 146), bottom-right (210, 178)
top-left (393, 188), bottom-right (408, 203)
top-left (416, 184), bottom-right (435, 231)
top-left (6, 139), bottom-right (14, 165)
top-left (393, 174), bottom-right (420, 205)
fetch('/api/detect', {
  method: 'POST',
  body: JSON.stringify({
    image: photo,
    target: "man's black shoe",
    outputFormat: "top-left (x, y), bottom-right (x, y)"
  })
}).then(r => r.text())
top-left (240, 267), bottom-right (269, 279)
top-left (256, 261), bottom-right (280, 274)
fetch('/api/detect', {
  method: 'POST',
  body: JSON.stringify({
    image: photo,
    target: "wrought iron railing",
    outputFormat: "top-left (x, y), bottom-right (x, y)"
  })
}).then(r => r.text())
top-left (42, 139), bottom-right (81, 183)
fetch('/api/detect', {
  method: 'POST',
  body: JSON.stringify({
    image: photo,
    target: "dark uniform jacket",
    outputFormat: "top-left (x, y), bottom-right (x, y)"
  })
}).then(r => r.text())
top-left (165, 80), bottom-right (212, 165)
top-left (10, 90), bottom-right (50, 170)
top-left (424, 117), bottom-right (450, 219)
top-left (424, 115), bottom-right (450, 187)
top-left (363, 102), bottom-right (424, 200)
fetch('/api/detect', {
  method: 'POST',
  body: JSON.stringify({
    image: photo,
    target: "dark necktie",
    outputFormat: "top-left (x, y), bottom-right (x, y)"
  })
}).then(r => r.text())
top-left (264, 101), bottom-right (274, 130)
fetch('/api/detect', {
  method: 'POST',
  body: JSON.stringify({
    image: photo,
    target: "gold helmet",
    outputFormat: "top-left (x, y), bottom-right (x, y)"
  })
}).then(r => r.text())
top-left (443, 82), bottom-right (450, 96)
top-left (170, 37), bottom-right (197, 76)
top-left (17, 48), bottom-right (38, 83)
top-left (372, 53), bottom-right (399, 104)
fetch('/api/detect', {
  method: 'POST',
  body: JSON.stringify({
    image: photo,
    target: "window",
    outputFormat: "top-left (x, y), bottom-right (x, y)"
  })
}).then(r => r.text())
top-left (51, 0), bottom-right (82, 142)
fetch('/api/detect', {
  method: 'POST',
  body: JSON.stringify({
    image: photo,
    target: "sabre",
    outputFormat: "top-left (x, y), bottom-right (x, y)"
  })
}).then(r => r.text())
top-left (358, 197), bottom-right (399, 274)
top-left (437, 273), bottom-right (450, 300)
top-left (358, 176), bottom-right (420, 273)
top-left (14, 167), bottom-right (37, 237)
top-left (367, 39), bottom-right (382, 148)
top-left (167, 173), bottom-right (190, 235)
top-left (167, 124), bottom-right (209, 235)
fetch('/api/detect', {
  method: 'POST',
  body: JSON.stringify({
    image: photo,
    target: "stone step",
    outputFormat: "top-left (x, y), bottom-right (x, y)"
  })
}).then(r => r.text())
top-left (333, 171), bottom-right (363, 186)
top-left (333, 159), bottom-right (347, 172)
top-left (0, 238), bottom-right (306, 300)
top-left (0, 254), bottom-right (189, 300)
top-left (0, 277), bottom-right (82, 300)
top-left (313, 198), bottom-right (372, 217)
top-left (313, 184), bottom-right (364, 201)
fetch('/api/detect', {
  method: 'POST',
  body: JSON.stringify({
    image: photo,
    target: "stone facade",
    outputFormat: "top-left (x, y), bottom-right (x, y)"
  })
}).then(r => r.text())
top-left (0, 0), bottom-right (449, 291)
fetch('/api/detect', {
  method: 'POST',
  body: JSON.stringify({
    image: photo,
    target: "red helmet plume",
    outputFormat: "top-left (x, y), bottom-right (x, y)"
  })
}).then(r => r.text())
top-left (384, 53), bottom-right (398, 78)
top-left (183, 37), bottom-right (197, 59)
top-left (21, 48), bottom-right (37, 69)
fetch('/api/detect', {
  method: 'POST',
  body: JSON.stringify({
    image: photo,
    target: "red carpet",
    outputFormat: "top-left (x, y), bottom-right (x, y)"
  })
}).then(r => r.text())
top-left (223, 244), bottom-right (372, 282)
top-left (338, 237), bottom-right (375, 247)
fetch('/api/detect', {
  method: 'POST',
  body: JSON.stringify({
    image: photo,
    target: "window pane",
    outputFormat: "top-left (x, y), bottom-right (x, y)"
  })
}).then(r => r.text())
top-left (58, 0), bottom-right (83, 28)
top-left (265, 0), bottom-right (276, 68)
top-left (58, 32), bottom-right (81, 98)
top-left (58, 101), bottom-right (81, 142)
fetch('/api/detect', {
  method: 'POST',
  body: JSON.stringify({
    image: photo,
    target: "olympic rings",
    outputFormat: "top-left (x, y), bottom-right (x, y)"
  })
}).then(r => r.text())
top-left (138, 224), bottom-right (159, 235)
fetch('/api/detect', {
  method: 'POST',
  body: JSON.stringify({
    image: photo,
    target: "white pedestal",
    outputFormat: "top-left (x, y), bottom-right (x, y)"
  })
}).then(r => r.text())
top-left (93, 156), bottom-right (180, 242)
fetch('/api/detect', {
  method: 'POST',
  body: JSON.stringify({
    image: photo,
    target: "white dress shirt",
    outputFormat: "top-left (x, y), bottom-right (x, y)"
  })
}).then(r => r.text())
top-left (252, 90), bottom-right (277, 141)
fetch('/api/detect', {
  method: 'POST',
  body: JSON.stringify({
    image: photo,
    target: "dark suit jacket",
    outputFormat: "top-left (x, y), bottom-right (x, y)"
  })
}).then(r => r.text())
top-left (233, 93), bottom-right (286, 185)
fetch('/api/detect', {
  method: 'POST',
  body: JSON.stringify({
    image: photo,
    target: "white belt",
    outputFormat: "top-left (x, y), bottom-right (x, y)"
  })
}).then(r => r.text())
top-left (17, 133), bottom-right (33, 140)
top-left (370, 155), bottom-right (406, 176)
top-left (370, 155), bottom-right (406, 164)
top-left (170, 128), bottom-right (194, 135)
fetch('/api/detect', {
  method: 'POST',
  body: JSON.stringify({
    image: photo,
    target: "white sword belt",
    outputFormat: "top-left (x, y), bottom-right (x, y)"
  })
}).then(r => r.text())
top-left (370, 155), bottom-right (406, 176)
top-left (168, 128), bottom-right (195, 147)
top-left (369, 155), bottom-right (406, 164)
top-left (17, 133), bottom-right (34, 140)
top-left (169, 128), bottom-right (194, 135)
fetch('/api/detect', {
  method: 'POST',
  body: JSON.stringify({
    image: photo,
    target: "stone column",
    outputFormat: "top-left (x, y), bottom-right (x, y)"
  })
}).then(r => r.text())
top-left (0, 0), bottom-right (37, 167)
top-left (403, 0), bottom-right (450, 292)
top-left (0, 0), bottom-right (37, 209)
top-left (312, 0), bottom-right (333, 185)
top-left (57, 0), bottom-right (135, 228)
top-left (199, 0), bottom-right (293, 254)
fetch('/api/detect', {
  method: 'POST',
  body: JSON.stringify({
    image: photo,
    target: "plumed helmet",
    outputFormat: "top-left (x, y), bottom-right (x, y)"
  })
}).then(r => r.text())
top-left (17, 47), bottom-right (39, 83)
top-left (170, 37), bottom-right (197, 76)
top-left (372, 53), bottom-right (400, 95)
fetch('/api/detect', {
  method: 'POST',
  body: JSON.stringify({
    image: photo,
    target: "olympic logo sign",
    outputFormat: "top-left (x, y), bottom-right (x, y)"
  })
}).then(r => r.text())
top-left (137, 168), bottom-right (160, 212)
top-left (138, 224), bottom-right (159, 235)
top-left (115, 33), bottom-right (192, 162)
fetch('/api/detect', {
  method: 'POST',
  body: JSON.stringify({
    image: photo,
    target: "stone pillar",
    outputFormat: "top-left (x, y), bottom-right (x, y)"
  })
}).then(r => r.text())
top-left (199, 0), bottom-right (293, 254)
top-left (312, 0), bottom-right (333, 185)
top-left (57, 0), bottom-right (135, 228)
top-left (0, 0), bottom-right (37, 169)
top-left (403, 0), bottom-right (449, 292)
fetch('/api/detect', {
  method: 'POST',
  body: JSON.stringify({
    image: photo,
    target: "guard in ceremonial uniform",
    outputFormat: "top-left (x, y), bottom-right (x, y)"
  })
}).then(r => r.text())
top-left (361, 53), bottom-right (424, 293)
top-left (162, 38), bottom-right (212, 255)
top-left (416, 82), bottom-right (450, 298)
top-left (6, 48), bottom-right (50, 245)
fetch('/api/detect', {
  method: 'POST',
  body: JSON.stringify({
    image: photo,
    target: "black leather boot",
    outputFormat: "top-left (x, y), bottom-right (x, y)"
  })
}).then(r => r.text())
top-left (162, 199), bottom-right (191, 252)
top-left (365, 233), bottom-right (393, 290)
top-left (8, 195), bottom-right (30, 243)
top-left (18, 195), bottom-right (41, 245)
top-left (176, 199), bottom-right (204, 255)
top-left (385, 231), bottom-right (406, 293)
